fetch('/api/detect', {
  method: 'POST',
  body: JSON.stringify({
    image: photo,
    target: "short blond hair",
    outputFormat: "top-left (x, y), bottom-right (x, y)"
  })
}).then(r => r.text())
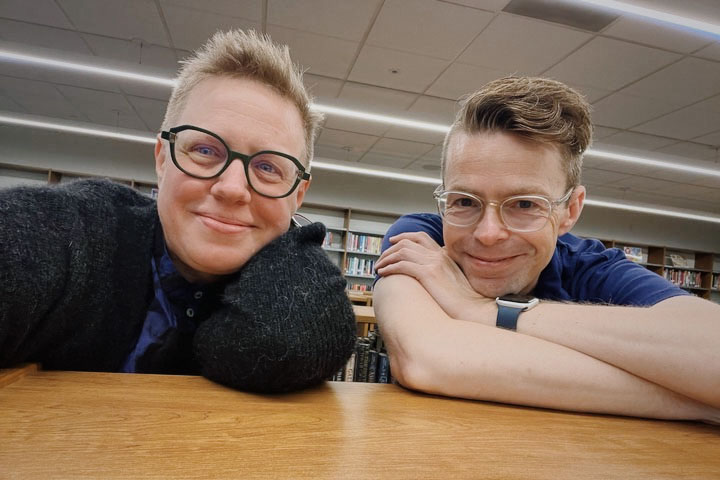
top-left (162, 29), bottom-right (323, 165)
top-left (442, 76), bottom-right (592, 189)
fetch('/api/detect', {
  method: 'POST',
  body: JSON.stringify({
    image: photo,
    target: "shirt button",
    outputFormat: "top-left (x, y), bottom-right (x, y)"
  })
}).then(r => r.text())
top-left (186, 308), bottom-right (195, 318)
top-left (194, 291), bottom-right (203, 299)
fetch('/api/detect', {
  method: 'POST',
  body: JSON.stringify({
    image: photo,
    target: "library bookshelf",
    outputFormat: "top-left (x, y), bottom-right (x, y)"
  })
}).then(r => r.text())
top-left (600, 240), bottom-right (720, 304)
top-left (299, 204), bottom-right (399, 293)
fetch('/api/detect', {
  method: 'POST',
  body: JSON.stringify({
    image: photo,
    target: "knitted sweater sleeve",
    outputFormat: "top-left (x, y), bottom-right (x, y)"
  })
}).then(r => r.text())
top-left (193, 222), bottom-right (357, 393)
top-left (0, 180), bottom-right (156, 370)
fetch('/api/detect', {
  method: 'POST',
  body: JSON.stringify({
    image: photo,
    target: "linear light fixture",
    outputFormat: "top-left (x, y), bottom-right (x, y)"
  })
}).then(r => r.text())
top-left (575, 0), bottom-right (720, 36)
top-left (584, 198), bottom-right (720, 224)
top-left (0, 114), bottom-right (156, 144)
top-left (0, 50), bottom-right (177, 87)
top-left (2, 114), bottom-right (719, 224)
top-left (312, 160), bottom-right (440, 184)
top-left (312, 104), bottom-right (450, 133)
top-left (587, 149), bottom-right (720, 179)
top-left (1, 49), bottom-right (720, 179)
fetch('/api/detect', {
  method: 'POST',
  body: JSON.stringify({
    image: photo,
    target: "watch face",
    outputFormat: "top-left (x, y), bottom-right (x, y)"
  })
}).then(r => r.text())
top-left (498, 294), bottom-right (536, 303)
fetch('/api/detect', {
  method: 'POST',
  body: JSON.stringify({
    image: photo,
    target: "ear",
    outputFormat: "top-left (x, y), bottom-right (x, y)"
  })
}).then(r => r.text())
top-left (293, 176), bottom-right (311, 209)
top-left (558, 185), bottom-right (585, 236)
top-left (154, 135), bottom-right (167, 185)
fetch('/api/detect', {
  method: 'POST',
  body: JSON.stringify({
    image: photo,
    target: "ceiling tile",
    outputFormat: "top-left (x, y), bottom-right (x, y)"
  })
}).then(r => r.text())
top-left (582, 167), bottom-right (630, 185)
top-left (162, 4), bottom-right (259, 51)
top-left (694, 42), bottom-right (720, 62)
top-left (58, 0), bottom-right (169, 46)
top-left (448, 0), bottom-right (510, 11)
top-left (599, 131), bottom-right (677, 151)
top-left (0, 0), bottom-right (73, 28)
top-left (543, 37), bottom-right (680, 91)
top-left (426, 62), bottom-right (508, 100)
top-left (267, 26), bottom-right (358, 79)
top-left (82, 34), bottom-right (179, 71)
top-left (382, 126), bottom-right (446, 145)
top-left (621, 57), bottom-right (720, 105)
top-left (160, 0), bottom-right (262, 20)
top-left (693, 130), bottom-right (720, 147)
top-left (0, 19), bottom-right (91, 54)
top-left (407, 96), bottom-right (458, 124)
top-left (367, 0), bottom-right (493, 60)
top-left (591, 92), bottom-right (681, 129)
top-left (349, 45), bottom-right (450, 93)
top-left (459, 12), bottom-right (591, 74)
top-left (568, 83), bottom-right (611, 103)
top-left (0, 75), bottom-right (85, 120)
top-left (654, 142), bottom-right (719, 161)
top-left (315, 128), bottom-right (379, 161)
top-left (592, 126), bottom-right (621, 140)
top-left (56, 85), bottom-right (146, 130)
top-left (127, 95), bottom-right (168, 131)
top-left (360, 137), bottom-right (434, 168)
top-left (336, 83), bottom-right (417, 112)
top-left (323, 116), bottom-right (389, 137)
top-left (267, 0), bottom-right (382, 41)
top-left (403, 145), bottom-right (443, 173)
top-left (0, 91), bottom-right (26, 113)
top-left (633, 103), bottom-right (720, 140)
top-left (303, 74), bottom-right (344, 102)
top-left (601, 17), bottom-right (711, 53)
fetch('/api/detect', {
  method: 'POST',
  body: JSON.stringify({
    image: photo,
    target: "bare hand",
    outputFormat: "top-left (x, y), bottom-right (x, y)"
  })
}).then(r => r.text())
top-left (375, 232), bottom-right (493, 323)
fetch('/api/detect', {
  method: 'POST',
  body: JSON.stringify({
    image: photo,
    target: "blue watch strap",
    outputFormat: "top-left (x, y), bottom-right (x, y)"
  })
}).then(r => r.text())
top-left (496, 304), bottom-right (525, 331)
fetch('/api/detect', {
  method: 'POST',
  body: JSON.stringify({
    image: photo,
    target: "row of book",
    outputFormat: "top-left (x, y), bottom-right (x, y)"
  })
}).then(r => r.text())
top-left (345, 256), bottom-right (375, 277)
top-left (321, 230), bottom-right (342, 250)
top-left (664, 268), bottom-right (703, 288)
top-left (330, 331), bottom-right (392, 383)
top-left (346, 233), bottom-right (383, 255)
top-left (348, 283), bottom-right (372, 292)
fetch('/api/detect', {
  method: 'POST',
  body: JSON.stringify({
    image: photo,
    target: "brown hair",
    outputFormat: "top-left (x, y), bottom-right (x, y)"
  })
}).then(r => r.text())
top-left (162, 29), bottom-right (323, 165)
top-left (442, 76), bottom-right (592, 188)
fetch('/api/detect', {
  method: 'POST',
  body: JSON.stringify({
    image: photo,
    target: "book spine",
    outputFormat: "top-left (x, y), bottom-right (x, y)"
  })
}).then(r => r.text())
top-left (377, 352), bottom-right (390, 383)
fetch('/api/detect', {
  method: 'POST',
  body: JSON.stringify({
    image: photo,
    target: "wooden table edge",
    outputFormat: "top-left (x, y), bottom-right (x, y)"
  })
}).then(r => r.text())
top-left (0, 363), bottom-right (40, 388)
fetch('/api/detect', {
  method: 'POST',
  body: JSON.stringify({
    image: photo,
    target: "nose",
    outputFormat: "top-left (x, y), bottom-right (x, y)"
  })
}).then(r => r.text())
top-left (209, 159), bottom-right (253, 203)
top-left (471, 203), bottom-right (510, 246)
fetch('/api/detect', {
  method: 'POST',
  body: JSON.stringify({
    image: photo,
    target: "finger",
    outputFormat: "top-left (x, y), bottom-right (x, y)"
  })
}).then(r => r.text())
top-left (376, 241), bottom-right (438, 270)
top-left (376, 259), bottom-right (429, 280)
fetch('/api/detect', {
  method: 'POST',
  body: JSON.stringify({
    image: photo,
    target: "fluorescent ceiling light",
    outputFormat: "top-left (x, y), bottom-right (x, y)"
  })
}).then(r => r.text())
top-left (0, 50), bottom-right (177, 87)
top-left (312, 160), bottom-right (440, 184)
top-left (587, 149), bottom-right (720, 179)
top-left (0, 114), bottom-right (156, 144)
top-left (1, 113), bottom-right (719, 224)
top-left (584, 198), bottom-right (720, 224)
top-left (575, 0), bottom-right (720, 36)
top-left (312, 104), bottom-right (450, 133)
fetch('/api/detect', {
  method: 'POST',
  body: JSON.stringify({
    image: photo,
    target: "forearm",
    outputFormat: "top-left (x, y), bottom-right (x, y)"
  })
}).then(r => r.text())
top-left (517, 296), bottom-right (720, 408)
top-left (375, 276), bottom-right (719, 422)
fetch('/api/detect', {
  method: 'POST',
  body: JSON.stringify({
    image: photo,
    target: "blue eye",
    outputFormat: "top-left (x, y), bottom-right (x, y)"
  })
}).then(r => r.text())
top-left (193, 145), bottom-right (220, 157)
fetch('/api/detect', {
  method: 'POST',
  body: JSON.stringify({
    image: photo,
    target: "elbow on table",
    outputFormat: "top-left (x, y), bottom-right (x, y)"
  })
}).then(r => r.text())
top-left (386, 344), bottom-right (443, 395)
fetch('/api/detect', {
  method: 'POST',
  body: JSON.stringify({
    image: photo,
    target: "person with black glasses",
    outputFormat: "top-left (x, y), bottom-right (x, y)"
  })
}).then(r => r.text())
top-left (0, 30), bottom-right (356, 393)
top-left (373, 76), bottom-right (720, 423)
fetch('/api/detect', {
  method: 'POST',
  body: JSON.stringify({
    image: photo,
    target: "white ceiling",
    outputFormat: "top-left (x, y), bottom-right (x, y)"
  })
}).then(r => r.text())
top-left (0, 0), bottom-right (719, 216)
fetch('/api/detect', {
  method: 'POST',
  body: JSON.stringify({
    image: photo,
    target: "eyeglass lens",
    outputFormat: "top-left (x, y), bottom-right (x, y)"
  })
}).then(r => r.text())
top-left (440, 192), bottom-right (552, 231)
top-left (173, 128), bottom-right (301, 197)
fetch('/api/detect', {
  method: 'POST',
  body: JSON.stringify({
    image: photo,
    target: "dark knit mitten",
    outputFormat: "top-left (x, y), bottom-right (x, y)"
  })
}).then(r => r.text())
top-left (193, 222), bottom-right (357, 393)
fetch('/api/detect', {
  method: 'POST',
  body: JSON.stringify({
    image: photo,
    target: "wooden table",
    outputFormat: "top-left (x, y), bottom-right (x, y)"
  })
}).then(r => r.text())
top-left (1, 367), bottom-right (719, 479)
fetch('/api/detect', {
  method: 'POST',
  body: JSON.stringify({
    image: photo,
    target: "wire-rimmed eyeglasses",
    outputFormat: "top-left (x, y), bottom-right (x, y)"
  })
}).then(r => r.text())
top-left (433, 185), bottom-right (575, 232)
top-left (160, 125), bottom-right (310, 199)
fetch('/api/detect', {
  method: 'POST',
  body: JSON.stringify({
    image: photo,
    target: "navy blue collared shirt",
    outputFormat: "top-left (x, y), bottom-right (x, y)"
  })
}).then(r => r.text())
top-left (122, 233), bottom-right (220, 374)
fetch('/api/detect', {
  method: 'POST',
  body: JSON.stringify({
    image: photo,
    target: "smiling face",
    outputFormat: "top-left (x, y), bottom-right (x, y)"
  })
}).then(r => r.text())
top-left (442, 131), bottom-right (584, 297)
top-left (155, 76), bottom-right (309, 283)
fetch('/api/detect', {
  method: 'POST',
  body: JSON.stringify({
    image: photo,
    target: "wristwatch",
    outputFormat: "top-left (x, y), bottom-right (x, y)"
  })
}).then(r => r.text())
top-left (495, 294), bottom-right (539, 331)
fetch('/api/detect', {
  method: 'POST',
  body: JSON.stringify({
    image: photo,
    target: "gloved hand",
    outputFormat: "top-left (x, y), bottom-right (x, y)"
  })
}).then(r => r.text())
top-left (194, 222), bottom-right (356, 393)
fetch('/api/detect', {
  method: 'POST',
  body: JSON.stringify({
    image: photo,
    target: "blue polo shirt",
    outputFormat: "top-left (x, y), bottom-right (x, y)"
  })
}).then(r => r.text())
top-left (381, 213), bottom-right (688, 306)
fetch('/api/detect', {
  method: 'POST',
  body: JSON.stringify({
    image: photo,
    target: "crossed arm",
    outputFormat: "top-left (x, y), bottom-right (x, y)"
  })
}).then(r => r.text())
top-left (374, 232), bottom-right (720, 422)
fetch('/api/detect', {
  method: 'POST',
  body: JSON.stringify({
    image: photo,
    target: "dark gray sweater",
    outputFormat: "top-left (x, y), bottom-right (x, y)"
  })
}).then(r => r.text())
top-left (0, 179), bottom-right (356, 393)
